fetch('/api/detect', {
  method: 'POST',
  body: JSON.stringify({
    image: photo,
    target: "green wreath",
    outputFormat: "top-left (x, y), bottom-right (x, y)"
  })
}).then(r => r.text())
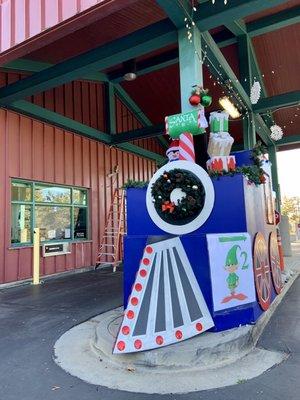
top-left (151, 168), bottom-right (206, 226)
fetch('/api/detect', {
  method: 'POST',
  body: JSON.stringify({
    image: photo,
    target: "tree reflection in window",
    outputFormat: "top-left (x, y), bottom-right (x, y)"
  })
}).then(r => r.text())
top-left (35, 185), bottom-right (71, 204)
top-left (11, 180), bottom-right (88, 245)
top-left (35, 206), bottom-right (71, 241)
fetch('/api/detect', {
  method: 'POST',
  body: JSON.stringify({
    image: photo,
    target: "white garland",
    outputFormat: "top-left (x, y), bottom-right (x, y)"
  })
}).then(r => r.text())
top-left (250, 81), bottom-right (261, 104)
top-left (270, 125), bottom-right (284, 141)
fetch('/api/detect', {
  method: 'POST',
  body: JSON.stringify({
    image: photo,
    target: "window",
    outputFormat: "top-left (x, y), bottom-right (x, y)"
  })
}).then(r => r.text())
top-left (11, 180), bottom-right (88, 245)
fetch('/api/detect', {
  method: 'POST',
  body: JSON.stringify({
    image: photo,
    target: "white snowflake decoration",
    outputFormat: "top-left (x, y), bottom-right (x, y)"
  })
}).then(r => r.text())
top-left (270, 125), bottom-right (284, 141)
top-left (250, 81), bottom-right (261, 104)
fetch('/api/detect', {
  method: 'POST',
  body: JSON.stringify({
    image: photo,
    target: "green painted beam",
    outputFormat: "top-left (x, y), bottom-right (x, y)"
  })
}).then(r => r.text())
top-left (201, 31), bottom-right (252, 110)
top-left (195, 0), bottom-right (287, 32)
top-left (248, 41), bottom-right (267, 96)
top-left (1, 59), bottom-right (169, 149)
top-left (111, 124), bottom-right (165, 144)
top-left (216, 36), bottom-right (237, 49)
top-left (114, 84), bottom-right (152, 127)
top-left (276, 134), bottom-right (300, 147)
top-left (83, 72), bottom-right (109, 83)
top-left (109, 48), bottom-right (179, 83)
top-left (2, 100), bottom-right (165, 162)
top-left (3, 5), bottom-right (299, 84)
top-left (178, 26), bottom-right (203, 111)
top-left (156, 0), bottom-right (288, 34)
top-left (237, 34), bottom-right (256, 149)
top-left (7, 100), bottom-right (112, 143)
top-left (225, 20), bottom-right (247, 36)
top-left (215, 6), bottom-right (300, 45)
top-left (116, 142), bottom-right (165, 163)
top-left (253, 91), bottom-right (300, 113)
top-left (248, 6), bottom-right (300, 37)
top-left (114, 83), bottom-right (168, 149)
top-left (237, 34), bottom-right (252, 95)
top-left (236, 31), bottom-right (274, 131)
top-left (268, 144), bottom-right (280, 209)
top-left (104, 82), bottom-right (116, 134)
top-left (155, 0), bottom-right (191, 28)
top-left (2, 59), bottom-right (52, 73)
top-left (253, 114), bottom-right (274, 146)
top-left (211, 5), bottom-right (300, 47)
top-left (248, 40), bottom-right (274, 128)
top-left (3, 59), bottom-right (109, 82)
top-left (0, 20), bottom-right (177, 105)
top-left (226, 21), bottom-right (274, 129)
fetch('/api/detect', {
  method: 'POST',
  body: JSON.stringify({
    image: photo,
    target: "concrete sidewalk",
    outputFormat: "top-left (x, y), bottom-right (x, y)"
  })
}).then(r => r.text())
top-left (0, 246), bottom-right (299, 400)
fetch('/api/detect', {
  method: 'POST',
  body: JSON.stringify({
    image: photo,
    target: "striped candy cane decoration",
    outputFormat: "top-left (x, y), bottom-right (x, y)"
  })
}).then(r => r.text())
top-left (179, 132), bottom-right (195, 162)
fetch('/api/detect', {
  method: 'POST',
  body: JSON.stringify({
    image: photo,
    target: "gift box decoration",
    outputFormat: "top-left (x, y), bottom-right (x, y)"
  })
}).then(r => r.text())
top-left (209, 112), bottom-right (229, 133)
top-left (206, 156), bottom-right (236, 172)
top-left (207, 132), bottom-right (234, 157)
top-left (165, 109), bottom-right (208, 139)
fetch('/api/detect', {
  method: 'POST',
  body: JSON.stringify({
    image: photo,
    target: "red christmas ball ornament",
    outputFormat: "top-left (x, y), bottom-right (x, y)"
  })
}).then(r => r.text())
top-left (189, 94), bottom-right (201, 107)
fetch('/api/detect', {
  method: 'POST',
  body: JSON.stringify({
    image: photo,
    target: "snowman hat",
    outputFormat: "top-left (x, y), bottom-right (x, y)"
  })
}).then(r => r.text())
top-left (166, 140), bottom-right (180, 155)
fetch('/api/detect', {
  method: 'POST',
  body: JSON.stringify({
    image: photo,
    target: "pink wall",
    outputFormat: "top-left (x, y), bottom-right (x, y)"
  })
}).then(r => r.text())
top-left (0, 71), bottom-right (159, 284)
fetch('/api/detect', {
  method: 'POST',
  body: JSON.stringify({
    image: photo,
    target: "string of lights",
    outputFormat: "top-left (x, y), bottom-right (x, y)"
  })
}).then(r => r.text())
top-left (176, 0), bottom-right (299, 139)
top-left (176, 0), bottom-right (248, 116)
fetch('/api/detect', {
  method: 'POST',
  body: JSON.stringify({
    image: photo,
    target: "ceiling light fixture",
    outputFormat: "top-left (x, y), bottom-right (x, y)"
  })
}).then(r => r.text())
top-left (219, 96), bottom-right (241, 119)
top-left (123, 59), bottom-right (137, 81)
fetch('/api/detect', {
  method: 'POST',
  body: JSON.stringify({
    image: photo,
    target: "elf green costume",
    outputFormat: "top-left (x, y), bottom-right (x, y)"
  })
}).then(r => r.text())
top-left (222, 245), bottom-right (248, 303)
top-left (225, 245), bottom-right (240, 294)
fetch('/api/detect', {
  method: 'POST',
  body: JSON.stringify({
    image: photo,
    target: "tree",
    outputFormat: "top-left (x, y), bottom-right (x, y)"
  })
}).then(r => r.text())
top-left (281, 196), bottom-right (300, 232)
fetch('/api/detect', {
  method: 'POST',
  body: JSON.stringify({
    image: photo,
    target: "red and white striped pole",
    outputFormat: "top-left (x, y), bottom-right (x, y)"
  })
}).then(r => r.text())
top-left (179, 132), bottom-right (195, 162)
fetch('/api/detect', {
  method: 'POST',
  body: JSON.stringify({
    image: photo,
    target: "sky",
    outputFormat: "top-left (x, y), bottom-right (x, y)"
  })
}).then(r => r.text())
top-left (277, 148), bottom-right (300, 198)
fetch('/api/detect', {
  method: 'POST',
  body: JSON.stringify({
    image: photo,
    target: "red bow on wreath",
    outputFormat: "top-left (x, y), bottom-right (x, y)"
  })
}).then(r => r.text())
top-left (162, 201), bottom-right (175, 213)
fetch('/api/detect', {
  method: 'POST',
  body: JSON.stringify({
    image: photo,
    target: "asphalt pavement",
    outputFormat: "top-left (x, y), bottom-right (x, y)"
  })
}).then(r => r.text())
top-left (0, 267), bottom-right (299, 400)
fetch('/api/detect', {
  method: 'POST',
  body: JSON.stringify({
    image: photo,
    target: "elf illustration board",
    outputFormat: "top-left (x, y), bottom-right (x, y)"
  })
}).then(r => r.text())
top-left (207, 233), bottom-right (256, 312)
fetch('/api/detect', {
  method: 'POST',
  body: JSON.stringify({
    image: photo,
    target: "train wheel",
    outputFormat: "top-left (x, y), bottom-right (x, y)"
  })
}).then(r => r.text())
top-left (269, 231), bottom-right (283, 294)
top-left (253, 232), bottom-right (272, 311)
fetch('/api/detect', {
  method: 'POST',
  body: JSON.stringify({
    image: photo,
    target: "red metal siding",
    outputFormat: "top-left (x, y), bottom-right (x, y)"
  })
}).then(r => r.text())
top-left (0, 71), bottom-right (157, 284)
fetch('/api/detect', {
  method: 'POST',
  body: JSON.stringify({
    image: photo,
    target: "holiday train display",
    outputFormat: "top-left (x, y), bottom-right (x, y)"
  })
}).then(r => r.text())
top-left (114, 92), bottom-right (283, 354)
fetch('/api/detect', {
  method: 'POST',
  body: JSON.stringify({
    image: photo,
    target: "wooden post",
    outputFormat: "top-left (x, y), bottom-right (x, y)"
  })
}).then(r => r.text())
top-left (33, 228), bottom-right (40, 285)
top-left (105, 82), bottom-right (116, 135)
top-left (268, 145), bottom-right (281, 211)
top-left (237, 35), bottom-right (256, 150)
top-left (178, 27), bottom-right (203, 113)
top-left (178, 26), bottom-right (206, 166)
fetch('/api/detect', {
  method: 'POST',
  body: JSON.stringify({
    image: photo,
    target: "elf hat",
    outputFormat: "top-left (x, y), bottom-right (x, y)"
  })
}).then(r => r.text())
top-left (225, 245), bottom-right (240, 266)
top-left (166, 140), bottom-right (180, 156)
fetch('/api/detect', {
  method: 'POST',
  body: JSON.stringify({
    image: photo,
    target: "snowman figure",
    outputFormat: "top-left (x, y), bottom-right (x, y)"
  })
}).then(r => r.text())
top-left (166, 140), bottom-right (180, 162)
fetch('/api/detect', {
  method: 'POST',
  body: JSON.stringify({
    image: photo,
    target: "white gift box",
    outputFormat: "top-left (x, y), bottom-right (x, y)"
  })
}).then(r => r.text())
top-left (207, 132), bottom-right (234, 157)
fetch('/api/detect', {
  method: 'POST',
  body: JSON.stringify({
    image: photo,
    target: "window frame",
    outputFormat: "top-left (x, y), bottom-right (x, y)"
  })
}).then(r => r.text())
top-left (11, 179), bottom-right (89, 247)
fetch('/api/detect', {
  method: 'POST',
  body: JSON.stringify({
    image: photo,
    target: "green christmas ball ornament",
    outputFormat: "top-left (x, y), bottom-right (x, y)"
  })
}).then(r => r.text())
top-left (201, 94), bottom-right (212, 107)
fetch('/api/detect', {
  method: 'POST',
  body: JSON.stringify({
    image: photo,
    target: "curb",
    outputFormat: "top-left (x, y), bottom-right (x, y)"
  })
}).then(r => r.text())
top-left (53, 272), bottom-right (298, 394)
top-left (251, 270), bottom-right (299, 347)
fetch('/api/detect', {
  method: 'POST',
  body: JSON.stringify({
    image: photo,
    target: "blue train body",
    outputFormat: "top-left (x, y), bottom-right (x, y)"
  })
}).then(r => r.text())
top-left (123, 151), bottom-right (277, 331)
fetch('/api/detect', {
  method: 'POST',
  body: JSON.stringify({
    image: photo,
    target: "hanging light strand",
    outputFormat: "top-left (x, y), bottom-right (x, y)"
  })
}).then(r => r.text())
top-left (177, 0), bottom-right (250, 121)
